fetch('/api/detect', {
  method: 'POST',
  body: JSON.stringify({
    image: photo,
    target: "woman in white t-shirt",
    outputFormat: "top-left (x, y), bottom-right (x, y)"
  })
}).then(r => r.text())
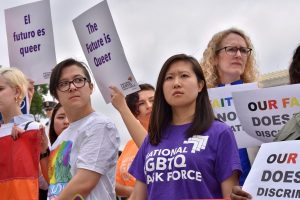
top-left (40, 58), bottom-right (120, 200)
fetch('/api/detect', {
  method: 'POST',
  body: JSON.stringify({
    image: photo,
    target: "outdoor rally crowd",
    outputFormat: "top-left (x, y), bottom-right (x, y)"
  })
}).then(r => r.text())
top-left (1, 27), bottom-right (300, 200)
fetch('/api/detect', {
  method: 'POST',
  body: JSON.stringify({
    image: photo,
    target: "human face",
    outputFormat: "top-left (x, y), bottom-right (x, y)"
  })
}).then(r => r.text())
top-left (163, 61), bottom-right (203, 109)
top-left (0, 75), bottom-right (19, 113)
top-left (215, 33), bottom-right (248, 83)
top-left (136, 90), bottom-right (154, 126)
top-left (54, 107), bottom-right (69, 136)
top-left (56, 65), bottom-right (93, 113)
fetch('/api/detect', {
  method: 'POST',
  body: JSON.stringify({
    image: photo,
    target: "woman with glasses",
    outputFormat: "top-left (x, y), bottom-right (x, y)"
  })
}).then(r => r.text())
top-left (129, 54), bottom-right (241, 199)
top-left (200, 27), bottom-right (259, 186)
top-left (40, 58), bottom-right (120, 200)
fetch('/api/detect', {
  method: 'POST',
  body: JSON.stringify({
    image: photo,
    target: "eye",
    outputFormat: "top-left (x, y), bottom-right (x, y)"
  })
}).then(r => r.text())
top-left (165, 75), bottom-right (173, 80)
top-left (239, 47), bottom-right (248, 54)
top-left (58, 81), bottom-right (69, 87)
top-left (181, 74), bottom-right (189, 78)
top-left (227, 46), bottom-right (237, 53)
top-left (74, 77), bottom-right (84, 83)
top-left (138, 102), bottom-right (145, 106)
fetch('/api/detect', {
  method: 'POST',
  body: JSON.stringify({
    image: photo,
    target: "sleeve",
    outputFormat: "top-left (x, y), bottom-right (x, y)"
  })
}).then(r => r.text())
top-left (76, 122), bottom-right (120, 175)
top-left (128, 137), bottom-right (148, 184)
top-left (215, 126), bottom-right (242, 182)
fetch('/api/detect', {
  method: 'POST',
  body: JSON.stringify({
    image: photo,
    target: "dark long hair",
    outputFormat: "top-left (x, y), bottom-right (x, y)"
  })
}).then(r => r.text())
top-left (126, 83), bottom-right (155, 116)
top-left (289, 45), bottom-right (300, 84)
top-left (49, 103), bottom-right (62, 145)
top-left (149, 54), bottom-right (215, 145)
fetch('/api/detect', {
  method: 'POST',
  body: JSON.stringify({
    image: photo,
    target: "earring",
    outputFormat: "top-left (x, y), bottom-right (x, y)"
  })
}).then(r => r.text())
top-left (15, 96), bottom-right (18, 103)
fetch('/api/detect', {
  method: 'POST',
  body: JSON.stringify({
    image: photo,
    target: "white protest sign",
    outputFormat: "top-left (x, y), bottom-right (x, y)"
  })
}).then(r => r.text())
top-left (243, 140), bottom-right (300, 199)
top-left (233, 84), bottom-right (300, 143)
top-left (73, 0), bottom-right (139, 103)
top-left (5, 0), bottom-right (56, 85)
top-left (208, 83), bottom-right (262, 148)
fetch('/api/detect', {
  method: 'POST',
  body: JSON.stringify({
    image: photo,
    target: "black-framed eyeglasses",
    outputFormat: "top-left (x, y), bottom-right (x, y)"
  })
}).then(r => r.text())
top-left (57, 77), bottom-right (88, 92)
top-left (216, 46), bottom-right (252, 57)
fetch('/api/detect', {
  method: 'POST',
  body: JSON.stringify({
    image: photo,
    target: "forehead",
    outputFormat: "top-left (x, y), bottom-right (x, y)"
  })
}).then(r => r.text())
top-left (56, 107), bottom-right (65, 115)
top-left (166, 60), bottom-right (194, 74)
top-left (221, 33), bottom-right (247, 47)
top-left (0, 75), bottom-right (9, 86)
top-left (60, 65), bottom-right (85, 80)
top-left (138, 90), bottom-right (154, 100)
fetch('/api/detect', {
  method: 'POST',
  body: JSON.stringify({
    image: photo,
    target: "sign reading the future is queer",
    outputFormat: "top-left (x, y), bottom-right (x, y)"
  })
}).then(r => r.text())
top-left (208, 83), bottom-right (261, 148)
top-left (5, 0), bottom-right (56, 84)
top-left (73, 0), bottom-right (139, 103)
top-left (233, 84), bottom-right (300, 143)
top-left (243, 140), bottom-right (300, 199)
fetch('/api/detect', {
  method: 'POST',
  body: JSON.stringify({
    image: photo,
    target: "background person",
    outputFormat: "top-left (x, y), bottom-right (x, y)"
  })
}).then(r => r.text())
top-left (200, 27), bottom-right (259, 185)
top-left (110, 83), bottom-right (154, 199)
top-left (48, 102), bottom-right (69, 145)
top-left (0, 67), bottom-right (43, 199)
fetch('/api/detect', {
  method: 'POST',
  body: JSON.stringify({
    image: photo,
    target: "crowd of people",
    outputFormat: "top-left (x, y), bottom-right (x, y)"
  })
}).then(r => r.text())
top-left (1, 27), bottom-right (299, 200)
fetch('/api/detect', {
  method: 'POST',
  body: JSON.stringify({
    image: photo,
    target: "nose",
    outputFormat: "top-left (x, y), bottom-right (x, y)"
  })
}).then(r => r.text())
top-left (145, 101), bottom-right (152, 109)
top-left (64, 118), bottom-right (69, 126)
top-left (235, 49), bottom-right (242, 57)
top-left (173, 76), bottom-right (181, 88)
top-left (68, 82), bottom-right (77, 92)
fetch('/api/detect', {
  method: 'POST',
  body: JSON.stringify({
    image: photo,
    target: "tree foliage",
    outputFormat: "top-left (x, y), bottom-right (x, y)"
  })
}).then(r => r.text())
top-left (30, 84), bottom-right (49, 121)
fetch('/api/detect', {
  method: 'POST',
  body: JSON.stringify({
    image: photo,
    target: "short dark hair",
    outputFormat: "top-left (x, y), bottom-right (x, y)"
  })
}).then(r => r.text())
top-left (289, 44), bottom-right (300, 84)
top-left (49, 103), bottom-right (62, 145)
top-left (149, 54), bottom-right (215, 145)
top-left (126, 83), bottom-right (155, 116)
top-left (49, 58), bottom-right (92, 99)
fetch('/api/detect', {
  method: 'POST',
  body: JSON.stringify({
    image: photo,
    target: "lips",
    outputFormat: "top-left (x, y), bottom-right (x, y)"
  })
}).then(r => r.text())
top-left (231, 61), bottom-right (243, 66)
top-left (69, 95), bottom-right (80, 100)
top-left (172, 91), bottom-right (184, 96)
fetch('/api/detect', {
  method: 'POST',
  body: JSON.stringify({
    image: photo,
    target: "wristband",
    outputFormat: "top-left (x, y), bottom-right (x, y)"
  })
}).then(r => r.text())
top-left (40, 148), bottom-right (50, 160)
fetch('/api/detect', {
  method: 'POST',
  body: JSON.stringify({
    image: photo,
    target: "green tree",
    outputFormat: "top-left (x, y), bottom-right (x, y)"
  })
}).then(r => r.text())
top-left (30, 84), bottom-right (49, 122)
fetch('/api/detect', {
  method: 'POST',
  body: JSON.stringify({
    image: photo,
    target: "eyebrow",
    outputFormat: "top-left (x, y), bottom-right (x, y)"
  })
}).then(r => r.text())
top-left (59, 75), bottom-right (85, 81)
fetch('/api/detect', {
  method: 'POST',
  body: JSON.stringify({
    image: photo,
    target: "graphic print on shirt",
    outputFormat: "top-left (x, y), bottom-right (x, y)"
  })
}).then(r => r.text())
top-left (48, 141), bottom-right (73, 199)
top-left (183, 135), bottom-right (209, 153)
top-left (144, 135), bottom-right (209, 184)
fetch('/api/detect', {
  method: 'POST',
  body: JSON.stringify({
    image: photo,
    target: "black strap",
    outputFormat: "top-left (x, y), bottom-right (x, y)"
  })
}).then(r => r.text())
top-left (24, 121), bottom-right (33, 130)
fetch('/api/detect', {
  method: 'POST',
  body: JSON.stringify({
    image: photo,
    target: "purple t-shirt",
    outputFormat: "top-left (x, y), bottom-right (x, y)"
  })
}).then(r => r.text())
top-left (129, 120), bottom-right (241, 200)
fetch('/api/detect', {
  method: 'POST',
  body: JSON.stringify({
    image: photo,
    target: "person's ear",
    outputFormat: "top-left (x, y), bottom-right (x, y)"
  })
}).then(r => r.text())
top-left (198, 80), bottom-right (204, 93)
top-left (89, 82), bottom-right (94, 94)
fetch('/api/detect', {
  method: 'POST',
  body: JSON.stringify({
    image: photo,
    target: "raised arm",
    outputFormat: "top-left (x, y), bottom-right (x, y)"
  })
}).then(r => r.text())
top-left (110, 86), bottom-right (147, 147)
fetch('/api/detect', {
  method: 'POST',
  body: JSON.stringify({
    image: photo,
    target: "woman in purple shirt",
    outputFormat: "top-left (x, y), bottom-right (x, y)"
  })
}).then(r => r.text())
top-left (129, 54), bottom-right (241, 200)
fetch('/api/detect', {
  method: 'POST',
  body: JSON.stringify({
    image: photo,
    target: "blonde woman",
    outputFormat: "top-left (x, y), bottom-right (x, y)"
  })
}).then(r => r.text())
top-left (200, 28), bottom-right (259, 186)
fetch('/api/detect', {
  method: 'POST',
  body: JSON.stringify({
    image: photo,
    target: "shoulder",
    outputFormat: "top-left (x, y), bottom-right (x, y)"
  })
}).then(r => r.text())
top-left (73, 112), bottom-right (117, 134)
top-left (18, 120), bottom-right (41, 130)
top-left (206, 120), bottom-right (232, 135)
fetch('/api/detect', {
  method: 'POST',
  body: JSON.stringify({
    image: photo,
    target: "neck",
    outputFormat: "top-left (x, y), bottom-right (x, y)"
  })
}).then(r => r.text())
top-left (171, 102), bottom-right (195, 125)
top-left (2, 106), bottom-right (23, 124)
top-left (66, 105), bottom-right (94, 123)
top-left (219, 75), bottom-right (241, 85)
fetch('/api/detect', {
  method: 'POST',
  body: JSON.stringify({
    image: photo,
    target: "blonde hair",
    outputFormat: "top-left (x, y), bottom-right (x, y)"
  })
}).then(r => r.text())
top-left (0, 67), bottom-right (29, 103)
top-left (200, 28), bottom-right (259, 88)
